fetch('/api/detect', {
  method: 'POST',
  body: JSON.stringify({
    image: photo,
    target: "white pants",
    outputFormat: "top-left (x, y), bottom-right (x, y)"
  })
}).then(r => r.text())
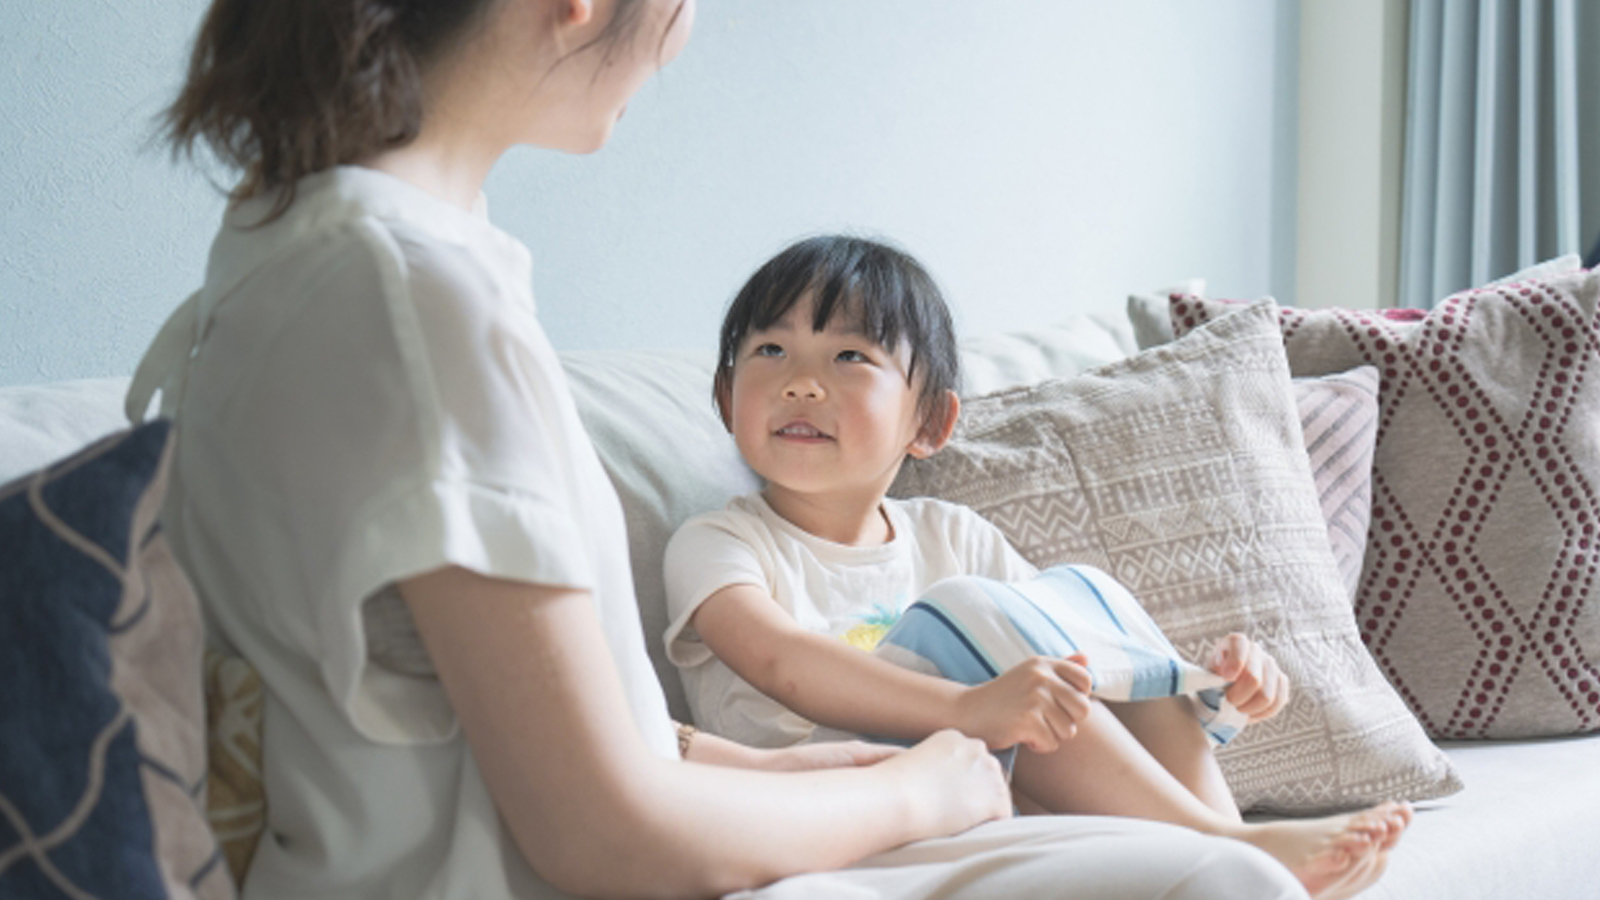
top-left (737, 816), bottom-right (1308, 900)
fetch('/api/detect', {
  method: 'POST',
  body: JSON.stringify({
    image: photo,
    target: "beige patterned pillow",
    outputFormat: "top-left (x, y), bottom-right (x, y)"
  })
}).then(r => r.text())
top-left (892, 302), bottom-right (1461, 814)
top-left (203, 647), bottom-right (265, 886)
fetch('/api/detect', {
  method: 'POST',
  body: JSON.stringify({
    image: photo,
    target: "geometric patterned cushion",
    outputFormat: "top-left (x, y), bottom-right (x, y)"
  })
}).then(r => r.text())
top-left (1168, 267), bottom-right (1600, 738)
top-left (893, 302), bottom-right (1462, 814)
top-left (1295, 367), bottom-right (1381, 601)
top-left (1110, 303), bottom-right (1384, 602)
top-left (0, 421), bottom-right (234, 899)
top-left (202, 648), bottom-right (264, 887)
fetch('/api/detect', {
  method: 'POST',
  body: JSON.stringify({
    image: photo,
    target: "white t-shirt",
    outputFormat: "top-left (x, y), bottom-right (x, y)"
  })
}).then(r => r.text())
top-left (663, 493), bottom-right (1037, 747)
top-left (143, 166), bottom-right (676, 900)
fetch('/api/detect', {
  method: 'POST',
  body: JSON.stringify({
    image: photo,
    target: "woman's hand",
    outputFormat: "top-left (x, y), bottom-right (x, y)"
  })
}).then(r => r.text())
top-left (880, 729), bottom-right (1011, 836)
top-left (1210, 633), bottom-right (1290, 723)
top-left (953, 655), bottom-right (1093, 752)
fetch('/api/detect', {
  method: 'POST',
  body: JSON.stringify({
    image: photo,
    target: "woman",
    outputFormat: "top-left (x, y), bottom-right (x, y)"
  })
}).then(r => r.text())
top-left (135, 1), bottom-right (1318, 897)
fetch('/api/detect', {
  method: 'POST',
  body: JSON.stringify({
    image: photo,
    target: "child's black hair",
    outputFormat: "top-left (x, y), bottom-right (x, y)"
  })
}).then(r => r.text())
top-left (714, 235), bottom-right (960, 440)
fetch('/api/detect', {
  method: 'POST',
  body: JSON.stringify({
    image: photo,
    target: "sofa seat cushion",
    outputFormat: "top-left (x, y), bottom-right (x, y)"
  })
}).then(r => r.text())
top-left (1360, 734), bottom-right (1600, 900)
top-left (0, 378), bottom-right (132, 485)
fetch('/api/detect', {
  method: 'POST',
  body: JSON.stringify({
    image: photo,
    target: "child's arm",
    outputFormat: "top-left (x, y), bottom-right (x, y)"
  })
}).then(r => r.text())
top-left (694, 583), bottom-right (1094, 753)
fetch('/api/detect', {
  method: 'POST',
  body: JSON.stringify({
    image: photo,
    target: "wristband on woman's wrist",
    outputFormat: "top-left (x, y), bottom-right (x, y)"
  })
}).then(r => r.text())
top-left (675, 721), bottom-right (698, 759)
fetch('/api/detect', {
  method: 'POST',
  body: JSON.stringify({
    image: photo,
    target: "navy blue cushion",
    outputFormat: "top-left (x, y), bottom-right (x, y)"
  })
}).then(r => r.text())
top-left (0, 421), bottom-right (231, 899)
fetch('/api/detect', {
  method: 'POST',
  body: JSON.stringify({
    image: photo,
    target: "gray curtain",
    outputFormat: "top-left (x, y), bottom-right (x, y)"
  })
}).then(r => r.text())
top-left (1399, 0), bottom-right (1583, 308)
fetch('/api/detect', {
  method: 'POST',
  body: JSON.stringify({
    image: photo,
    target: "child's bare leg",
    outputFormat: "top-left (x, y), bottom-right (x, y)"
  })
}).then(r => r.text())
top-left (1104, 696), bottom-right (1239, 821)
top-left (1106, 697), bottom-right (1414, 854)
top-left (1011, 699), bottom-right (1410, 899)
top-left (1012, 699), bottom-right (1227, 827)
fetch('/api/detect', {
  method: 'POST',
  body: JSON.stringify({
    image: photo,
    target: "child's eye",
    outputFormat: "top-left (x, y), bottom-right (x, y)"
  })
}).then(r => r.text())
top-left (836, 349), bottom-right (871, 363)
top-left (753, 343), bottom-right (784, 358)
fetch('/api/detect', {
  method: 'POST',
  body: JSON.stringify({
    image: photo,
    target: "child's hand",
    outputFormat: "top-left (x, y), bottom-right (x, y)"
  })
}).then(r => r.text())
top-left (953, 654), bottom-right (1093, 752)
top-left (1209, 633), bottom-right (1290, 723)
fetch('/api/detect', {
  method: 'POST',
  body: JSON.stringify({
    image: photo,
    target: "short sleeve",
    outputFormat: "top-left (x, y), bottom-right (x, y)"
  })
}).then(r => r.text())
top-left (662, 512), bottom-right (771, 667)
top-left (329, 475), bottom-right (597, 744)
top-left (193, 219), bottom-right (604, 746)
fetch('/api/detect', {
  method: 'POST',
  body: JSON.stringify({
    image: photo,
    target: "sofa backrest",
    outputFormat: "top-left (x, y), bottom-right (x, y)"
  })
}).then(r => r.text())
top-left (0, 313), bottom-right (1133, 722)
top-left (0, 377), bottom-right (133, 484)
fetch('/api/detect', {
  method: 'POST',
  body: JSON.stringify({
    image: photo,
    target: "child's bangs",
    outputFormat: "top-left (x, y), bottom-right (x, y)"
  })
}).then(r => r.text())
top-left (799, 271), bottom-right (907, 354)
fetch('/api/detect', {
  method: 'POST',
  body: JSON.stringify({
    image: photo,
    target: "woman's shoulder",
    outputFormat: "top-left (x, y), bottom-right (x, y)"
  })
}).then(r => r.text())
top-left (213, 167), bottom-right (527, 315)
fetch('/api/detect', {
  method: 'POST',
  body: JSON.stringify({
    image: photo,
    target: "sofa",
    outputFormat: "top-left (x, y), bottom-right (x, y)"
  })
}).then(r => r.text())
top-left (3, 290), bottom-right (1598, 900)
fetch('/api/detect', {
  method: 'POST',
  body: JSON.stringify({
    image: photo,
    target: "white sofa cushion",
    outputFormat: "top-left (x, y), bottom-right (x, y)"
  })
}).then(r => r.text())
top-left (0, 377), bottom-right (132, 485)
top-left (1362, 735), bottom-right (1600, 900)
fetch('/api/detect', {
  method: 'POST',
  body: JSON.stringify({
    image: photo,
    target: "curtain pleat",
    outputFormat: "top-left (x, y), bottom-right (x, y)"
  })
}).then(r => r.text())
top-left (1517, 0), bottom-right (1540, 268)
top-left (1398, 0), bottom-right (1582, 309)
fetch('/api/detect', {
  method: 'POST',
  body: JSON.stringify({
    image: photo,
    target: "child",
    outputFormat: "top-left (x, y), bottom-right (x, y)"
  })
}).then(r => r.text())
top-left (665, 235), bottom-right (1411, 900)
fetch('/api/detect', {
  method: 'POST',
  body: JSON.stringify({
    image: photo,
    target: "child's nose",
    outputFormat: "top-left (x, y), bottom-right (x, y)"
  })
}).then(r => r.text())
top-left (782, 374), bottom-right (825, 401)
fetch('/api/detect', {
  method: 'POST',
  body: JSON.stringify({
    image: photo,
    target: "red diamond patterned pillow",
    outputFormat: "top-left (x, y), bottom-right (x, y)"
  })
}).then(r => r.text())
top-left (1167, 269), bottom-right (1600, 739)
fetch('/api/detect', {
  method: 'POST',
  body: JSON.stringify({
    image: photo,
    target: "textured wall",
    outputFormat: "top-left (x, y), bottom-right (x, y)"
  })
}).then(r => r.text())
top-left (2, 1), bottom-right (216, 386)
top-left (1, 1), bottom-right (1297, 387)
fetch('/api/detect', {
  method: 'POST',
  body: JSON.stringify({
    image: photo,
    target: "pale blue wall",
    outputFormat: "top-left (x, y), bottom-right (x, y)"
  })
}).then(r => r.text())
top-left (0, 1), bottom-right (1299, 387)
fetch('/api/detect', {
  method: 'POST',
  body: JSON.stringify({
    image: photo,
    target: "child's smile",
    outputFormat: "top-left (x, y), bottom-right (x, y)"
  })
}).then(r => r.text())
top-left (774, 419), bottom-right (834, 442)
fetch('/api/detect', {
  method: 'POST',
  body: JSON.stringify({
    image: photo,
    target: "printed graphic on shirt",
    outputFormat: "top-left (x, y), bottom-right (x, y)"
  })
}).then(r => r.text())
top-left (841, 604), bottom-right (903, 652)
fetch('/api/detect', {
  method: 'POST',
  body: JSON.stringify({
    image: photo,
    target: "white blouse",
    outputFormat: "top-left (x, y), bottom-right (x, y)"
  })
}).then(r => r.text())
top-left (131, 166), bottom-right (675, 899)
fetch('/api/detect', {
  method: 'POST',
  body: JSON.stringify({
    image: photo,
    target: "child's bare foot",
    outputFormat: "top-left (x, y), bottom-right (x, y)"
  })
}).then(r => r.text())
top-left (1225, 802), bottom-right (1411, 899)
top-left (1315, 846), bottom-right (1391, 900)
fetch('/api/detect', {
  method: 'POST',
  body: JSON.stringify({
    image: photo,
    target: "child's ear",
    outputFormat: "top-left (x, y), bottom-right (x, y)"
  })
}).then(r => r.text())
top-left (907, 390), bottom-right (960, 459)
top-left (713, 375), bottom-right (735, 432)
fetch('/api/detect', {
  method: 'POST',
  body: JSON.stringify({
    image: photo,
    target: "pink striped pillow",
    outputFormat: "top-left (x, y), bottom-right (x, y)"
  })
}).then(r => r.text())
top-left (1295, 367), bottom-right (1380, 600)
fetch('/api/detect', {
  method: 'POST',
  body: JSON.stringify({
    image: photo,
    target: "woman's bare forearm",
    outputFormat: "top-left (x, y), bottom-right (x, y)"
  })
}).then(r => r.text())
top-left (681, 726), bottom-right (762, 768)
top-left (402, 568), bottom-right (986, 900)
top-left (590, 754), bottom-right (929, 899)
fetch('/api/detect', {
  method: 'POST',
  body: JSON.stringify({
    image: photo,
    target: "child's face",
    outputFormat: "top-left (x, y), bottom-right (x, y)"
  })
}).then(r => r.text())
top-left (724, 293), bottom-right (937, 509)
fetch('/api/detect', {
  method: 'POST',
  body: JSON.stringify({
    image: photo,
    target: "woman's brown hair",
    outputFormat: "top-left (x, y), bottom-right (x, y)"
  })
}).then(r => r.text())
top-left (164, 0), bottom-right (664, 221)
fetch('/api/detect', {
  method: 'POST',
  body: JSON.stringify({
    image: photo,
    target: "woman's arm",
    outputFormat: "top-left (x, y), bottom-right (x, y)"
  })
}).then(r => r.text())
top-left (685, 727), bottom-right (904, 771)
top-left (401, 566), bottom-right (1009, 900)
top-left (693, 584), bottom-right (1093, 753)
